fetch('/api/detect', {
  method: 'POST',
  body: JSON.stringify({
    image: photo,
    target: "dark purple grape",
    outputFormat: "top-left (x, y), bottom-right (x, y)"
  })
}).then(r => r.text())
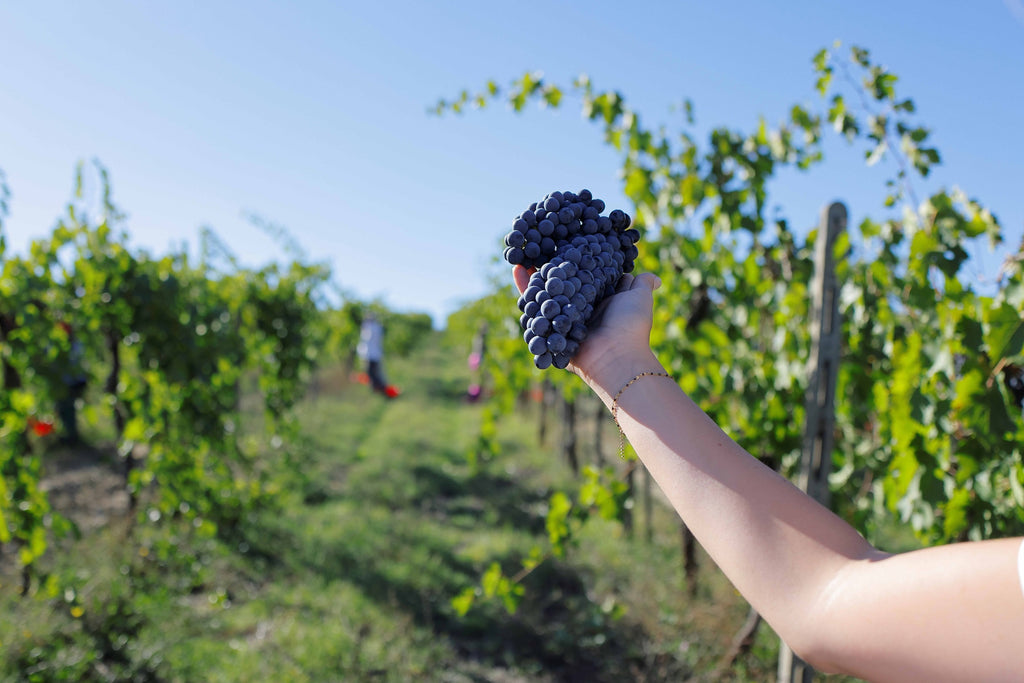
top-left (541, 299), bottom-right (561, 319)
top-left (546, 333), bottom-right (567, 353)
top-left (529, 335), bottom-right (550, 355)
top-left (552, 353), bottom-right (571, 370)
top-left (531, 317), bottom-right (551, 336)
top-left (545, 278), bottom-right (564, 296)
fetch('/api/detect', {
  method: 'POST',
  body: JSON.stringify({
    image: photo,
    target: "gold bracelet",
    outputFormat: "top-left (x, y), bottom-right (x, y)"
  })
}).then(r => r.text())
top-left (611, 371), bottom-right (673, 458)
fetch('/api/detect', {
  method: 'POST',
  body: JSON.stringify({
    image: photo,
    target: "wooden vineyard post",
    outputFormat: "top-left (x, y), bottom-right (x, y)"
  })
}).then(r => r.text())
top-left (562, 395), bottom-right (579, 475)
top-left (777, 202), bottom-right (846, 683)
top-left (644, 466), bottom-right (653, 543)
top-left (538, 378), bottom-right (552, 446)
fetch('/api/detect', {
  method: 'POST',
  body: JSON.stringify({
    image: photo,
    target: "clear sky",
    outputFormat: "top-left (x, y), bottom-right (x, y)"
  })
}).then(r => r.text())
top-left (2, 1), bottom-right (1022, 326)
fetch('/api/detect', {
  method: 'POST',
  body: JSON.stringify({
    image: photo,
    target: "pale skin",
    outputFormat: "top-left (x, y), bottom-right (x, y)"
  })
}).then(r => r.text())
top-left (513, 265), bottom-right (1024, 682)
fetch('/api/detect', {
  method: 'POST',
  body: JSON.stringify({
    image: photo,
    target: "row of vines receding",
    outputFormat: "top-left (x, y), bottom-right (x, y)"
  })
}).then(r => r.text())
top-left (0, 161), bottom-right (356, 597)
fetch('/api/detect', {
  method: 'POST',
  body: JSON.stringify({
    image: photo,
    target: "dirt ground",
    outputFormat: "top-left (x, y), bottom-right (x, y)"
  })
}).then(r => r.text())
top-left (39, 444), bottom-right (131, 533)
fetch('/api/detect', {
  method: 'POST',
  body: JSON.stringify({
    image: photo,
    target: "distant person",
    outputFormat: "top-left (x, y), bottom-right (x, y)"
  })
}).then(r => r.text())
top-left (55, 321), bottom-right (87, 445)
top-left (357, 313), bottom-right (397, 398)
top-left (512, 263), bottom-right (1024, 681)
top-left (466, 321), bottom-right (488, 402)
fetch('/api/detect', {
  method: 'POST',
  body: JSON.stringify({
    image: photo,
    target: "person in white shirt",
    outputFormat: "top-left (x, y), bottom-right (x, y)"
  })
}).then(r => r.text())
top-left (357, 312), bottom-right (389, 396)
top-left (513, 264), bottom-right (1024, 682)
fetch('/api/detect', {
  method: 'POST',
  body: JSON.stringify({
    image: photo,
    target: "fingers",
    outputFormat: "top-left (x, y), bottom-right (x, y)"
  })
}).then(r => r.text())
top-left (512, 265), bottom-right (533, 294)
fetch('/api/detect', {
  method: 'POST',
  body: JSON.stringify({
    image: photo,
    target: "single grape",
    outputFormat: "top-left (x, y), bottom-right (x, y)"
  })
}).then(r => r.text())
top-left (546, 333), bottom-right (567, 353)
top-left (527, 335), bottom-right (548, 355)
top-left (531, 317), bottom-right (551, 336)
top-left (541, 299), bottom-right (561, 319)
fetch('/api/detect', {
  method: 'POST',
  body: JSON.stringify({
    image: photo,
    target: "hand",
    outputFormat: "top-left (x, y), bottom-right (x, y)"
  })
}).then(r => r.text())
top-left (512, 265), bottom-right (662, 388)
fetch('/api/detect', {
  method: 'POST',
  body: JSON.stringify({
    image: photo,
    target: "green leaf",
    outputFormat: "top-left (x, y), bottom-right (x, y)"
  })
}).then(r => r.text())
top-left (942, 488), bottom-right (971, 539)
top-left (956, 316), bottom-right (984, 354)
top-left (546, 491), bottom-right (573, 554)
top-left (502, 583), bottom-right (524, 614)
top-left (451, 587), bottom-right (476, 616)
top-left (1011, 463), bottom-right (1024, 508)
top-left (481, 562), bottom-right (503, 597)
top-left (542, 86), bottom-right (563, 108)
top-left (812, 48), bottom-right (828, 72)
top-left (851, 46), bottom-right (870, 67)
top-left (985, 302), bottom-right (1024, 360)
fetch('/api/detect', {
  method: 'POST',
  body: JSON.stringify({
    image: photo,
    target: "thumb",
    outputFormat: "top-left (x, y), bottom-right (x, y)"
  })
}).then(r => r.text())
top-left (631, 272), bottom-right (662, 292)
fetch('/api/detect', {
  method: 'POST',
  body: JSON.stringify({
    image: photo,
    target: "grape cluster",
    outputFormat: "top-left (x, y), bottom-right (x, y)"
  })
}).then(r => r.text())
top-left (502, 189), bottom-right (640, 369)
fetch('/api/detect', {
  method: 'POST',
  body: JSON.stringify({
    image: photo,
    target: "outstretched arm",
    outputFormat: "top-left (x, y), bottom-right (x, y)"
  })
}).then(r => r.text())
top-left (513, 265), bottom-right (1024, 681)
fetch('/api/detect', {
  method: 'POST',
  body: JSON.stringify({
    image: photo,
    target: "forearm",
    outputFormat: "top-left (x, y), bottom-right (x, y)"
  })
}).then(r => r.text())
top-left (584, 349), bottom-right (1024, 678)
top-left (583, 348), bottom-right (879, 658)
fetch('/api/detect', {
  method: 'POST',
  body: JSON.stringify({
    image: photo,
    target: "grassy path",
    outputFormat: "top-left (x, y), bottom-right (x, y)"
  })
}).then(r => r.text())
top-left (2, 333), bottom-right (862, 682)
top-left (174, 337), bottom-right (733, 682)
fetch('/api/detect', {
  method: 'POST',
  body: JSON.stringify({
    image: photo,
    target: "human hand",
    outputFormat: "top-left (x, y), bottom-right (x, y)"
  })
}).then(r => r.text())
top-left (512, 265), bottom-right (661, 389)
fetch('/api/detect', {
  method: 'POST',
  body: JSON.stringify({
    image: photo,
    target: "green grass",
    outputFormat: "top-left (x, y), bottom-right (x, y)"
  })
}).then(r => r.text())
top-left (0, 333), bottom-right (863, 682)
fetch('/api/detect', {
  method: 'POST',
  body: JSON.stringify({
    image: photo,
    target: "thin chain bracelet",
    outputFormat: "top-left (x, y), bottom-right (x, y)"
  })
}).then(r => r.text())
top-left (611, 371), bottom-right (673, 458)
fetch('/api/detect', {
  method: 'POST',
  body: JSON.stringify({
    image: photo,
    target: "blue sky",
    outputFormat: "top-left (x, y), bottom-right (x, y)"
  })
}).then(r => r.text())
top-left (2, 1), bottom-right (1022, 326)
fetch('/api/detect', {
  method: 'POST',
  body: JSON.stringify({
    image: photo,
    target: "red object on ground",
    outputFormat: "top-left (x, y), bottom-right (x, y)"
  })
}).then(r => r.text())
top-left (353, 372), bottom-right (370, 385)
top-left (385, 385), bottom-right (400, 398)
top-left (28, 417), bottom-right (54, 437)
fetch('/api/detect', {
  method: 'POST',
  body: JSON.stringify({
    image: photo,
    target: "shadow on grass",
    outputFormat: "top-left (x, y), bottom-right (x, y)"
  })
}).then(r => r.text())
top-left (409, 464), bottom-right (549, 535)
top-left (237, 468), bottom-right (691, 682)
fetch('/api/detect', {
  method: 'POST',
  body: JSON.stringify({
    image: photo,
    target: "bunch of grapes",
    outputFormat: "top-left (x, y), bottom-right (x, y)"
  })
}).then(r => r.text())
top-left (502, 189), bottom-right (640, 369)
